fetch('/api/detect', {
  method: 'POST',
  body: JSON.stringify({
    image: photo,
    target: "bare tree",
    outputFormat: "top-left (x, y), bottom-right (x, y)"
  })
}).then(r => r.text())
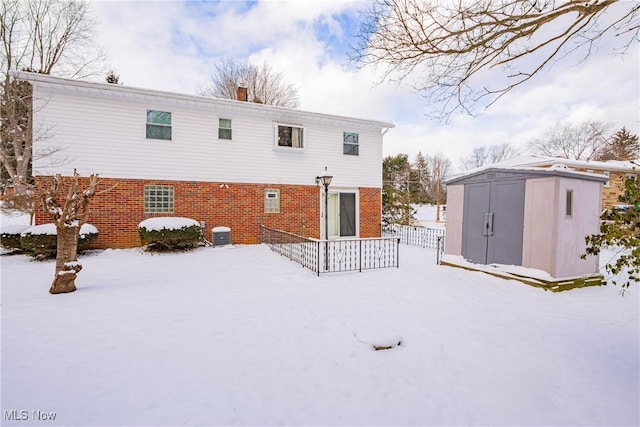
top-left (460, 143), bottom-right (520, 170)
top-left (596, 126), bottom-right (639, 161)
top-left (201, 58), bottom-right (299, 108)
top-left (1, 0), bottom-right (105, 211)
top-left (353, 0), bottom-right (639, 119)
top-left (529, 120), bottom-right (612, 160)
top-left (424, 153), bottom-right (451, 221)
top-left (39, 170), bottom-right (104, 294)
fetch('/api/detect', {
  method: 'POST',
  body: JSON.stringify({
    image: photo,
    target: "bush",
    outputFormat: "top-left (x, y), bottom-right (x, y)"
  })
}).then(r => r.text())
top-left (1, 224), bottom-right (30, 253)
top-left (20, 223), bottom-right (99, 259)
top-left (138, 217), bottom-right (201, 251)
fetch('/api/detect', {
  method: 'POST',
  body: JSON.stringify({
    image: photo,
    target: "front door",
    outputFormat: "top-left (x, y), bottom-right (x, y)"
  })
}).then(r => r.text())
top-left (322, 191), bottom-right (357, 239)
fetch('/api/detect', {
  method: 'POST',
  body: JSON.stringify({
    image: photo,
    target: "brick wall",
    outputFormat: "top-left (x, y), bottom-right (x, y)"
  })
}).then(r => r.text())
top-left (359, 187), bottom-right (382, 238)
top-left (568, 168), bottom-right (634, 209)
top-left (34, 176), bottom-right (382, 248)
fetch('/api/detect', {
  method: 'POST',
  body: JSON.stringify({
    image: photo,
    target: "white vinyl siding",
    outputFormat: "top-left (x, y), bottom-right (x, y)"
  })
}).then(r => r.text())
top-left (31, 81), bottom-right (388, 189)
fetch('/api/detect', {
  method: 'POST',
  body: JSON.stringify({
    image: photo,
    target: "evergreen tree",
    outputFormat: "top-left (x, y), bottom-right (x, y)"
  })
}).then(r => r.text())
top-left (411, 151), bottom-right (431, 204)
top-left (583, 176), bottom-right (639, 290)
top-left (596, 127), bottom-right (639, 161)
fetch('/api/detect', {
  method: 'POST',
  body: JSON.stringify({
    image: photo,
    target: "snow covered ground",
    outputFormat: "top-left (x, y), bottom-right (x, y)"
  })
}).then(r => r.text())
top-left (1, 209), bottom-right (638, 426)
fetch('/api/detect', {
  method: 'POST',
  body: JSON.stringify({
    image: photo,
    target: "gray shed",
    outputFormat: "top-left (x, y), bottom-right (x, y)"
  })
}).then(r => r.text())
top-left (443, 166), bottom-right (608, 289)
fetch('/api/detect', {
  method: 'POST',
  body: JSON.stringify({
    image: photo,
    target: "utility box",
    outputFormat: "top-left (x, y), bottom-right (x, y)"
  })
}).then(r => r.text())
top-left (212, 226), bottom-right (231, 247)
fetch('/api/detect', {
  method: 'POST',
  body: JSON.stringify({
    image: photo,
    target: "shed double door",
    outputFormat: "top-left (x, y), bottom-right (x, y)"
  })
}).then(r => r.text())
top-left (462, 180), bottom-right (525, 265)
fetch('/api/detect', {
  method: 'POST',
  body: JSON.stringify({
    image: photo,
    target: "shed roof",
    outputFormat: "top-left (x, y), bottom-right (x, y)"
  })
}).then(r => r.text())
top-left (445, 165), bottom-right (610, 186)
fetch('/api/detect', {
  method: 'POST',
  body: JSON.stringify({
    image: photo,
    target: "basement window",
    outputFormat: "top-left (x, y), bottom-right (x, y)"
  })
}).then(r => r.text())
top-left (146, 110), bottom-right (172, 140)
top-left (276, 124), bottom-right (303, 148)
top-left (144, 185), bottom-right (174, 213)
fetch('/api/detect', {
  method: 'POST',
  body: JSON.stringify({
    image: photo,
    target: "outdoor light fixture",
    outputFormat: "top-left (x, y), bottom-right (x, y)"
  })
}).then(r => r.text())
top-left (315, 167), bottom-right (333, 271)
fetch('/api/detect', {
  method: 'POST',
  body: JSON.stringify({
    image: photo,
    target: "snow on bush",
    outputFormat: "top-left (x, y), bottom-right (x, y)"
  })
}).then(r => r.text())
top-left (138, 217), bottom-right (201, 251)
top-left (0, 224), bottom-right (31, 252)
top-left (19, 223), bottom-right (99, 259)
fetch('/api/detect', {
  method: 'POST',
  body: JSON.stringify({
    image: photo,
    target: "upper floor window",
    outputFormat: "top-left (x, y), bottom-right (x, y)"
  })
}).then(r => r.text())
top-left (276, 124), bottom-right (303, 148)
top-left (343, 132), bottom-right (359, 155)
top-left (219, 118), bottom-right (232, 140)
top-left (146, 110), bottom-right (172, 140)
top-left (144, 185), bottom-right (174, 213)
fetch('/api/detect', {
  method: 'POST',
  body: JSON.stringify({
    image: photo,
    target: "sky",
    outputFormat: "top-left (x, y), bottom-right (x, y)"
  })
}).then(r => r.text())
top-left (88, 0), bottom-right (639, 172)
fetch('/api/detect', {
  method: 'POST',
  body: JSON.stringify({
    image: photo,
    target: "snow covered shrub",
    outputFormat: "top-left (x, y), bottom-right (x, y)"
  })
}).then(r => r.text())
top-left (138, 217), bottom-right (201, 251)
top-left (20, 223), bottom-right (98, 259)
top-left (1, 224), bottom-right (30, 253)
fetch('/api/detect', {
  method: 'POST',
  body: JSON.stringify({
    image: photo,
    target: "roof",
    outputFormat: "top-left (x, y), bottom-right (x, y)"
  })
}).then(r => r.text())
top-left (445, 165), bottom-right (610, 185)
top-left (14, 71), bottom-right (395, 131)
top-left (491, 155), bottom-right (639, 172)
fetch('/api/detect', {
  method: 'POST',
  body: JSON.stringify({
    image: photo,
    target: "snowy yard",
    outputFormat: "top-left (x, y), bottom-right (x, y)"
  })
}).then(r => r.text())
top-left (1, 234), bottom-right (638, 426)
top-left (1, 205), bottom-right (639, 426)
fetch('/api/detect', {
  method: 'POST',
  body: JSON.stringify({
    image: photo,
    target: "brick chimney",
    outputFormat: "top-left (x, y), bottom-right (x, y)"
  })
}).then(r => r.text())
top-left (237, 86), bottom-right (248, 102)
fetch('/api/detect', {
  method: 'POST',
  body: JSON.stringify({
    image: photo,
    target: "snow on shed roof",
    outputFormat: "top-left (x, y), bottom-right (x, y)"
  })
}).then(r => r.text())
top-left (445, 165), bottom-right (610, 185)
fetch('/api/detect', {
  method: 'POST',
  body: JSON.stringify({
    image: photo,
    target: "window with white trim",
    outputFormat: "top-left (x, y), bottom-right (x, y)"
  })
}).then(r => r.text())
top-left (276, 124), bottom-right (303, 148)
top-left (625, 173), bottom-right (637, 182)
top-left (343, 132), bottom-right (359, 155)
top-left (264, 189), bottom-right (280, 213)
top-left (603, 171), bottom-right (610, 187)
top-left (146, 110), bottom-right (172, 140)
top-left (144, 185), bottom-right (174, 213)
top-left (219, 118), bottom-right (232, 140)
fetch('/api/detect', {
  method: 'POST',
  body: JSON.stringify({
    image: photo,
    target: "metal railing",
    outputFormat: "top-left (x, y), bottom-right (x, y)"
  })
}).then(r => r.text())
top-left (384, 224), bottom-right (446, 249)
top-left (260, 225), bottom-right (400, 276)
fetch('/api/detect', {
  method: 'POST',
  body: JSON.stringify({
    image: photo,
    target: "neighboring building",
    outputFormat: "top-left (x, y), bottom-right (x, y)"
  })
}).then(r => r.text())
top-left (18, 72), bottom-right (394, 248)
top-left (443, 166), bottom-right (607, 290)
top-left (493, 155), bottom-right (638, 209)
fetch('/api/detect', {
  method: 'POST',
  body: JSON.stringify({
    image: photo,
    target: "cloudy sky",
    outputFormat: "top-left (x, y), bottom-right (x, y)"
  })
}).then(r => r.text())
top-left (89, 0), bottom-right (639, 172)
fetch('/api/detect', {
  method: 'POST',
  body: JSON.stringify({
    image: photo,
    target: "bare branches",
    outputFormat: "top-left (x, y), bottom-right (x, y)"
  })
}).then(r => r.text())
top-left (40, 169), bottom-right (100, 228)
top-left (528, 119), bottom-right (612, 160)
top-left (1, 0), bottom-right (106, 79)
top-left (353, 0), bottom-right (640, 120)
top-left (201, 58), bottom-right (300, 109)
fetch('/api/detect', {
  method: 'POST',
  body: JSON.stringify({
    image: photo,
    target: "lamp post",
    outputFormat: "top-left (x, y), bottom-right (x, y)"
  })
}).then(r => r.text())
top-left (316, 167), bottom-right (333, 271)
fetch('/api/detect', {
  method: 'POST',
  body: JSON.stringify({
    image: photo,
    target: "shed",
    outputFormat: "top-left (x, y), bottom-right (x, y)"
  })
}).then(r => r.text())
top-left (442, 166), bottom-right (608, 290)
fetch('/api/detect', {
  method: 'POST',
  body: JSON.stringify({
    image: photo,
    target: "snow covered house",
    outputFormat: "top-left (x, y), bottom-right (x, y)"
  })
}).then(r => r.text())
top-left (442, 166), bottom-right (608, 290)
top-left (18, 72), bottom-right (394, 249)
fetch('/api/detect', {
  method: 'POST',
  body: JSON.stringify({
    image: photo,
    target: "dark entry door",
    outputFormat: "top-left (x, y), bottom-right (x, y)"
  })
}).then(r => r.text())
top-left (339, 193), bottom-right (356, 237)
top-left (462, 180), bottom-right (525, 265)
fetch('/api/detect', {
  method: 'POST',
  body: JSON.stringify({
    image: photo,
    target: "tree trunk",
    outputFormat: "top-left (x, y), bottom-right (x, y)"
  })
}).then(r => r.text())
top-left (49, 225), bottom-right (82, 294)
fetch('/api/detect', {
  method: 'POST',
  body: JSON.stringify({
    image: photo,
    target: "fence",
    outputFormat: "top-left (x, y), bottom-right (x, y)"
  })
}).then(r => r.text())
top-left (384, 224), bottom-right (445, 248)
top-left (260, 225), bottom-right (400, 276)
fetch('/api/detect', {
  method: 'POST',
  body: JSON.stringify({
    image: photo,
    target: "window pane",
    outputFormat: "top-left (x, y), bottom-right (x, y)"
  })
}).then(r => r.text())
top-left (147, 110), bottom-right (171, 125)
top-left (219, 128), bottom-right (232, 140)
top-left (219, 118), bottom-right (231, 128)
top-left (146, 124), bottom-right (172, 140)
top-left (277, 125), bottom-right (303, 148)
top-left (343, 144), bottom-right (359, 155)
top-left (343, 132), bottom-right (358, 144)
top-left (278, 126), bottom-right (292, 147)
top-left (144, 185), bottom-right (174, 213)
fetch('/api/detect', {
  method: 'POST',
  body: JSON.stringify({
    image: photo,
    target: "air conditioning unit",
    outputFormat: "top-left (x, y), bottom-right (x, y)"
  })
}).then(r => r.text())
top-left (212, 226), bottom-right (231, 247)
